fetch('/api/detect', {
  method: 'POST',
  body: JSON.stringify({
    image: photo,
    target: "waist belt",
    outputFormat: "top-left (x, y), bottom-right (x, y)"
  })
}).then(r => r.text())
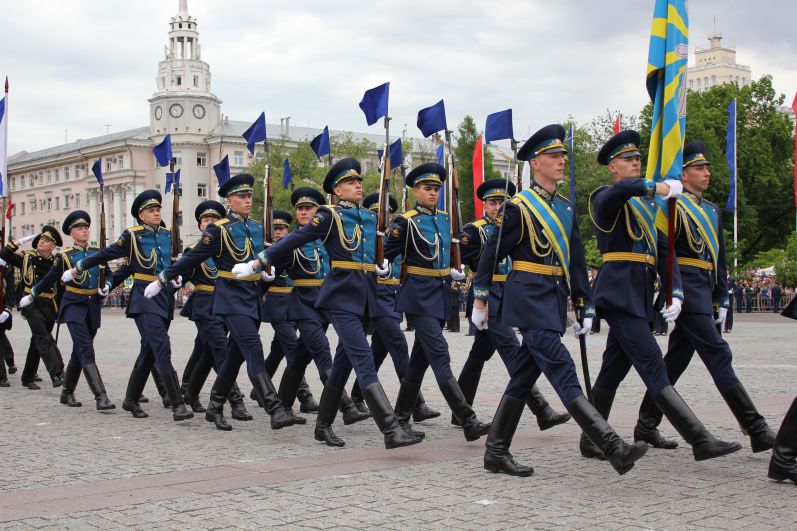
top-left (405, 266), bottom-right (450, 277)
top-left (66, 286), bottom-right (96, 296)
top-left (677, 257), bottom-right (714, 271)
top-left (331, 260), bottom-right (375, 272)
top-left (377, 278), bottom-right (401, 285)
top-left (602, 252), bottom-right (656, 266)
top-left (492, 274), bottom-right (508, 283)
top-left (218, 270), bottom-right (260, 282)
top-left (133, 273), bottom-right (157, 282)
top-left (292, 279), bottom-right (324, 287)
top-left (193, 284), bottom-right (215, 292)
top-left (512, 261), bottom-right (564, 276)
top-left (24, 287), bottom-right (55, 299)
top-left (268, 286), bottom-right (293, 293)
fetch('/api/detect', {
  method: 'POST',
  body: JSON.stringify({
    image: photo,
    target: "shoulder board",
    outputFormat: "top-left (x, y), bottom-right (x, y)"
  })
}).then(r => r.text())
top-left (89, 246), bottom-right (100, 250)
top-left (472, 219), bottom-right (488, 227)
top-left (555, 193), bottom-right (572, 205)
top-left (22, 250), bottom-right (36, 256)
top-left (129, 225), bottom-right (144, 232)
top-left (437, 210), bottom-right (448, 215)
top-left (60, 247), bottom-right (73, 254)
top-left (185, 243), bottom-right (196, 250)
top-left (401, 209), bottom-right (418, 219)
top-left (510, 196), bottom-right (522, 205)
top-left (214, 218), bottom-right (230, 226)
top-left (702, 198), bottom-right (718, 209)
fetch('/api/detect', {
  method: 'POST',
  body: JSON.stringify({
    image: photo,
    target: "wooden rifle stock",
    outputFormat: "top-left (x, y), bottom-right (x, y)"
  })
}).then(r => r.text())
top-left (170, 159), bottom-right (181, 260)
top-left (375, 117), bottom-right (391, 265)
top-left (98, 184), bottom-right (107, 286)
top-left (263, 160), bottom-right (273, 246)
top-left (445, 131), bottom-right (462, 271)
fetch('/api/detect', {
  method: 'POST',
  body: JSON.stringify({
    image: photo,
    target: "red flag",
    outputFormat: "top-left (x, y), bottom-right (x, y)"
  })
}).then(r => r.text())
top-left (613, 114), bottom-right (621, 134)
top-left (5, 201), bottom-right (12, 220)
top-left (472, 134), bottom-right (484, 218)
top-left (792, 93), bottom-right (797, 207)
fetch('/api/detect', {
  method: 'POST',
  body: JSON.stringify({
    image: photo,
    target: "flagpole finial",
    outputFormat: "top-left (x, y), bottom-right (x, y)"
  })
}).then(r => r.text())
top-left (4, 77), bottom-right (7, 93)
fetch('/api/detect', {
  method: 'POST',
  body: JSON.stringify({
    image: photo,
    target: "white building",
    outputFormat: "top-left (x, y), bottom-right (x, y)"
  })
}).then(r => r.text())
top-left (687, 32), bottom-right (751, 93)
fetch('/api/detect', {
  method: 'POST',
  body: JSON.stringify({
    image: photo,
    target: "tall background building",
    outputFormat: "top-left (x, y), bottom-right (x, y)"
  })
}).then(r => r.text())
top-left (687, 30), bottom-right (751, 93)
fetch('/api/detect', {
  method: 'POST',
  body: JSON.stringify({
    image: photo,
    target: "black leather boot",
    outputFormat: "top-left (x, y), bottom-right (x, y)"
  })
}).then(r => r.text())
top-left (297, 377), bottom-right (319, 413)
top-left (350, 380), bottom-right (369, 414)
top-left (363, 382), bottom-right (422, 449)
top-left (484, 395), bottom-right (534, 476)
top-left (768, 398), bottom-right (797, 485)
top-left (250, 371), bottom-right (294, 429)
top-left (440, 377), bottom-right (491, 441)
top-left (579, 387), bottom-right (615, 460)
top-left (122, 368), bottom-right (150, 418)
top-left (634, 391), bottom-right (678, 449)
top-left (205, 376), bottom-right (234, 431)
top-left (276, 367), bottom-right (308, 425)
top-left (182, 362), bottom-right (211, 414)
top-left (393, 380), bottom-right (425, 439)
top-left (59, 362), bottom-right (82, 407)
top-left (314, 383), bottom-right (345, 447)
top-left (412, 392), bottom-right (441, 422)
top-left (228, 383), bottom-right (254, 421)
top-left (163, 371), bottom-right (194, 421)
top-left (526, 385), bottom-right (570, 431)
top-left (82, 364), bottom-right (115, 410)
top-left (720, 383), bottom-right (776, 453)
top-left (151, 367), bottom-right (169, 409)
top-left (340, 390), bottom-right (371, 425)
top-left (653, 385), bottom-right (741, 461)
top-left (451, 370), bottom-right (481, 426)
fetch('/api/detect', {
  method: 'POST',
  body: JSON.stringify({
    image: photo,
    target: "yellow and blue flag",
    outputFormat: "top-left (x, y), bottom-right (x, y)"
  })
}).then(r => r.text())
top-left (645, 0), bottom-right (689, 231)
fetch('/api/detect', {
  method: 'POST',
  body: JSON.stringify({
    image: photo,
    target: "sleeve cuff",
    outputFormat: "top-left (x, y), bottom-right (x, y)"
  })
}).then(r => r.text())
top-left (7, 241), bottom-right (18, 251)
top-left (75, 260), bottom-right (84, 274)
top-left (643, 180), bottom-right (656, 196)
top-left (715, 296), bottom-right (730, 309)
top-left (672, 288), bottom-right (684, 301)
top-left (257, 251), bottom-right (270, 270)
top-left (157, 272), bottom-right (169, 285)
top-left (583, 305), bottom-right (596, 318)
top-left (473, 286), bottom-right (490, 301)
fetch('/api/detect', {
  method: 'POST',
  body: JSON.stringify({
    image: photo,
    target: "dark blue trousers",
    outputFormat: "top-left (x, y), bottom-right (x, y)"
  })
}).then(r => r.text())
top-left (593, 313), bottom-right (671, 395)
top-left (371, 316), bottom-right (410, 378)
top-left (133, 313), bottom-right (174, 376)
top-left (289, 318), bottom-right (333, 377)
top-left (324, 310), bottom-right (378, 389)
top-left (196, 317), bottom-right (228, 368)
top-left (661, 312), bottom-right (741, 393)
top-left (404, 314), bottom-right (455, 386)
top-left (218, 315), bottom-right (266, 380)
top-left (66, 317), bottom-right (98, 367)
top-left (519, 329), bottom-right (582, 407)
top-left (462, 329), bottom-right (496, 374)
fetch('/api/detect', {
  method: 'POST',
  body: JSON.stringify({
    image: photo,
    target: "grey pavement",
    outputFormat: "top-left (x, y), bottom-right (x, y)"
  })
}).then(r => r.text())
top-left (0, 310), bottom-right (794, 529)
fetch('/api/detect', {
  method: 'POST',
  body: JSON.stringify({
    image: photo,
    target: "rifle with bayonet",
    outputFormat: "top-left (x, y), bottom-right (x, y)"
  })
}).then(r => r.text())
top-left (375, 117), bottom-right (392, 266)
top-left (444, 130), bottom-right (462, 270)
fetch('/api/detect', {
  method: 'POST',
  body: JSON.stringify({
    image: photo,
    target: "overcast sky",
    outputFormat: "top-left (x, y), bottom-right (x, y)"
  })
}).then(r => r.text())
top-left (1, 0), bottom-right (795, 155)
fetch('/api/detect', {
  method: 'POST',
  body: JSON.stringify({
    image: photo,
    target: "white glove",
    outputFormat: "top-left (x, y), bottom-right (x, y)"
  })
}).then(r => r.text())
top-left (0, 257), bottom-right (6, 267)
top-left (0, 311), bottom-right (9, 324)
top-left (61, 269), bottom-right (75, 283)
top-left (450, 266), bottom-right (466, 281)
top-left (261, 266), bottom-right (276, 282)
top-left (18, 234), bottom-right (37, 245)
top-left (97, 284), bottom-right (110, 297)
top-left (232, 262), bottom-right (255, 278)
top-left (144, 281), bottom-right (162, 299)
top-left (470, 305), bottom-right (489, 330)
top-left (715, 307), bottom-right (728, 327)
top-left (19, 295), bottom-right (33, 308)
top-left (661, 297), bottom-right (683, 322)
top-left (170, 276), bottom-right (182, 289)
top-left (376, 259), bottom-right (390, 276)
top-left (663, 179), bottom-right (683, 199)
top-left (573, 317), bottom-right (593, 338)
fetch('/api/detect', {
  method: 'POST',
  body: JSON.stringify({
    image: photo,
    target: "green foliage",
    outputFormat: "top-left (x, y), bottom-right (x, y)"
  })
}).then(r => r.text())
top-left (454, 116), bottom-right (506, 224)
top-left (775, 231), bottom-right (797, 286)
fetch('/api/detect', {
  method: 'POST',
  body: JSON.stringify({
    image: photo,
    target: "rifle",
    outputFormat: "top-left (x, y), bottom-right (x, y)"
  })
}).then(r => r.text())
top-left (575, 297), bottom-right (593, 403)
top-left (511, 138), bottom-right (523, 191)
top-left (263, 140), bottom-right (273, 246)
top-left (97, 181), bottom-right (107, 287)
top-left (444, 129), bottom-right (462, 270)
top-left (0, 196), bottom-right (6, 311)
top-left (374, 115), bottom-right (392, 265)
top-left (400, 163), bottom-right (409, 213)
top-left (170, 158), bottom-right (181, 260)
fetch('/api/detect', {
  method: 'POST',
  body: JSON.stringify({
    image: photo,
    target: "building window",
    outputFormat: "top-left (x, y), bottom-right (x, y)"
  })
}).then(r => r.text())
top-left (197, 184), bottom-right (207, 198)
top-left (30, 200), bottom-right (36, 213)
top-left (193, 75), bottom-right (199, 88)
top-left (64, 166), bottom-right (69, 180)
top-left (47, 170), bottom-right (52, 183)
top-left (54, 168), bottom-right (60, 182)
top-left (75, 194), bottom-right (80, 207)
top-left (117, 155), bottom-right (124, 169)
top-left (176, 75), bottom-right (182, 86)
top-left (55, 197), bottom-right (59, 210)
top-left (64, 195), bottom-right (70, 209)
top-left (106, 159), bottom-right (112, 173)
top-left (19, 203), bottom-right (24, 215)
top-left (47, 198), bottom-right (52, 211)
top-left (233, 151), bottom-right (244, 166)
top-left (196, 152), bottom-right (207, 167)
top-left (29, 175), bottom-right (34, 188)
top-left (75, 166), bottom-right (80, 179)
top-left (711, 75), bottom-right (716, 86)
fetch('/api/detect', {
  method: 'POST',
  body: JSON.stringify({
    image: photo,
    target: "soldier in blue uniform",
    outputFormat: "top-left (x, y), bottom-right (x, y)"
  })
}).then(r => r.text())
top-left (0, 265), bottom-right (18, 387)
top-left (63, 190), bottom-right (193, 421)
top-left (632, 141), bottom-right (775, 452)
top-left (583, 130), bottom-right (740, 461)
top-left (457, 178), bottom-right (570, 438)
top-left (473, 124), bottom-right (648, 476)
top-left (769, 299), bottom-right (797, 485)
top-left (349, 192), bottom-right (440, 424)
top-left (148, 174), bottom-right (294, 430)
top-left (238, 158), bottom-right (421, 449)
top-left (384, 162), bottom-right (491, 443)
top-left (0, 227), bottom-right (65, 389)
top-left (19, 211), bottom-right (116, 410)
top-left (179, 200), bottom-right (253, 429)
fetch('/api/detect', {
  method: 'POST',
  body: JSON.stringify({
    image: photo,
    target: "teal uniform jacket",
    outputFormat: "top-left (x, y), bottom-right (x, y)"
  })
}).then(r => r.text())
top-left (178, 244), bottom-right (218, 322)
top-left (460, 216), bottom-right (511, 319)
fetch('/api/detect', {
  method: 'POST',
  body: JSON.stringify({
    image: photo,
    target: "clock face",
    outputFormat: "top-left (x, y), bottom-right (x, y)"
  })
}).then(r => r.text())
top-left (193, 104), bottom-right (206, 119)
top-left (169, 103), bottom-right (184, 118)
top-left (154, 106), bottom-right (162, 120)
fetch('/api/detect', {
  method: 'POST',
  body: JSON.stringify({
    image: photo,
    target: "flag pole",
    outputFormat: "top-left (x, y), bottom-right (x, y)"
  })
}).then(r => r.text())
top-left (732, 98), bottom-right (738, 272)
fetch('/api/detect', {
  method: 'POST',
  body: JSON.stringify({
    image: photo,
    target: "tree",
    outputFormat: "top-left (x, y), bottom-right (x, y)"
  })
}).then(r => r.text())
top-left (454, 116), bottom-right (502, 224)
top-left (775, 231), bottom-right (797, 287)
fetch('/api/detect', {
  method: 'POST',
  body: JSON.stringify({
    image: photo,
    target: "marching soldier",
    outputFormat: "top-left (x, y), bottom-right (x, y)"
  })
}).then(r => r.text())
top-left (769, 298), bottom-right (797, 485)
top-left (63, 190), bottom-right (193, 421)
top-left (19, 211), bottom-right (116, 410)
top-left (0, 226), bottom-right (65, 389)
top-left (240, 158), bottom-right (421, 449)
top-left (473, 124), bottom-right (647, 476)
top-left (632, 141), bottom-right (775, 452)
top-left (180, 200), bottom-right (253, 429)
top-left (384, 162), bottom-right (491, 443)
top-left (582, 130), bottom-right (740, 461)
top-left (457, 178), bottom-right (570, 435)
top-left (0, 266), bottom-right (16, 387)
top-left (148, 174), bottom-right (295, 430)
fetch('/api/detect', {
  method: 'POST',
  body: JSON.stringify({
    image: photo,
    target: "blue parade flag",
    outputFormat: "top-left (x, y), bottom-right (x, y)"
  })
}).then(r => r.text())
top-left (377, 138), bottom-right (403, 171)
top-left (485, 109), bottom-right (513, 143)
top-left (417, 99), bottom-right (447, 138)
top-left (310, 126), bottom-right (331, 159)
top-left (213, 154), bottom-right (230, 187)
top-left (436, 144), bottom-right (446, 210)
top-left (282, 158), bottom-right (292, 190)
top-left (359, 82), bottom-right (390, 126)
top-left (242, 112), bottom-right (267, 155)
top-left (726, 99), bottom-right (737, 211)
top-left (645, 0), bottom-right (689, 232)
top-left (165, 168), bottom-right (181, 194)
top-left (91, 158), bottom-right (103, 185)
top-left (568, 124), bottom-right (576, 204)
top-left (152, 134), bottom-right (173, 167)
